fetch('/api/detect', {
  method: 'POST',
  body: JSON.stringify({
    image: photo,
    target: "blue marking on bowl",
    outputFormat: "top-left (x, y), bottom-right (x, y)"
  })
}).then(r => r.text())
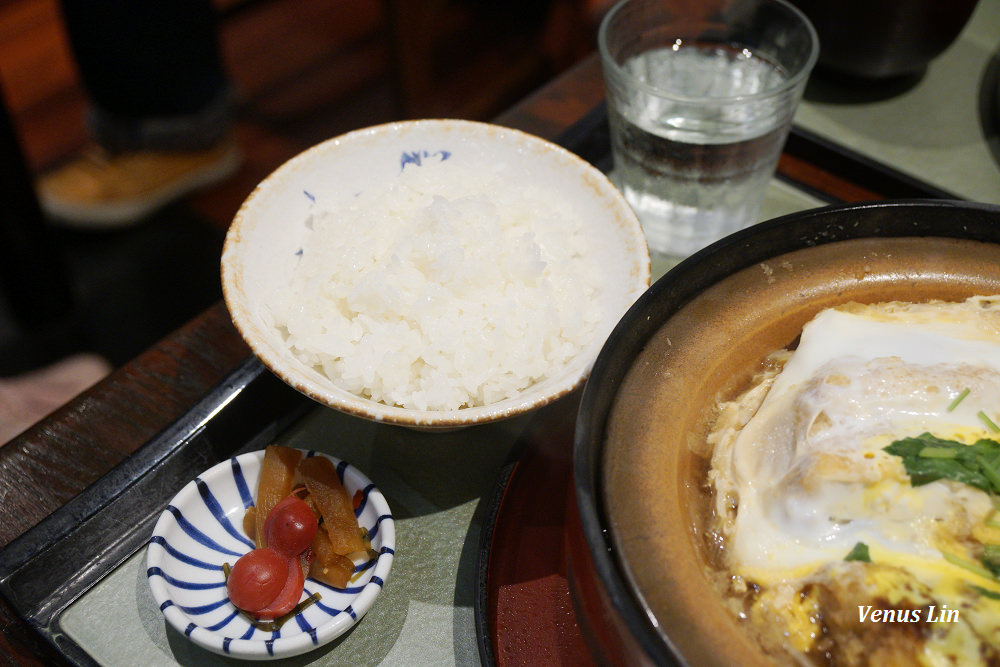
top-left (313, 597), bottom-right (345, 617)
top-left (288, 605), bottom-right (320, 642)
top-left (204, 609), bottom-right (240, 631)
top-left (231, 458), bottom-right (255, 509)
top-left (165, 505), bottom-right (244, 557)
top-left (400, 149), bottom-right (451, 171)
top-left (179, 597), bottom-right (232, 615)
top-left (196, 478), bottom-right (255, 549)
top-left (148, 535), bottom-right (224, 570)
top-left (367, 512), bottom-right (391, 541)
top-left (147, 566), bottom-right (225, 590)
top-left (338, 581), bottom-right (369, 595)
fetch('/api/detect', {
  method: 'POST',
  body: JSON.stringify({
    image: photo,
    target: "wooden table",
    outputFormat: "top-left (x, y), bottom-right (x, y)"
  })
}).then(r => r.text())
top-left (0, 53), bottom-right (894, 665)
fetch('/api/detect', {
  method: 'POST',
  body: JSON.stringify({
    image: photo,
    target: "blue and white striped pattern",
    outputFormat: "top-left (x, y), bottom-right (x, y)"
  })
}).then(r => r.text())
top-left (146, 449), bottom-right (395, 661)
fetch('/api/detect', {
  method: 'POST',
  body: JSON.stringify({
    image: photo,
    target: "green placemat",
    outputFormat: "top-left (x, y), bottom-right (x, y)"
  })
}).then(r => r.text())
top-left (793, 0), bottom-right (999, 204)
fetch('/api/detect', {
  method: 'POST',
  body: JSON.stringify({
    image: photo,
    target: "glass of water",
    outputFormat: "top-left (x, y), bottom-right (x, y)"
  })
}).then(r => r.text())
top-left (599, 0), bottom-right (818, 264)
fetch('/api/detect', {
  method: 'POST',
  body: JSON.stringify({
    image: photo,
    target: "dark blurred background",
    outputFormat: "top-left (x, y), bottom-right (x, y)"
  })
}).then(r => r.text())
top-left (0, 0), bottom-right (612, 376)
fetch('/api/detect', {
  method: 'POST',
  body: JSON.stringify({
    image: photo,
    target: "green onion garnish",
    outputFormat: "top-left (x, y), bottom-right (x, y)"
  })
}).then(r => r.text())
top-left (971, 585), bottom-right (1000, 600)
top-left (980, 411), bottom-right (1000, 433)
top-left (943, 551), bottom-right (997, 581)
top-left (977, 452), bottom-right (1000, 493)
top-left (949, 388), bottom-right (971, 412)
top-left (844, 542), bottom-right (871, 562)
top-left (919, 446), bottom-right (960, 459)
top-left (983, 544), bottom-right (1000, 563)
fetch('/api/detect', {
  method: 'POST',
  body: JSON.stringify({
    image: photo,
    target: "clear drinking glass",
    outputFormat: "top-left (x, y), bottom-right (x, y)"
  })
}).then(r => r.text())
top-left (599, 0), bottom-right (818, 263)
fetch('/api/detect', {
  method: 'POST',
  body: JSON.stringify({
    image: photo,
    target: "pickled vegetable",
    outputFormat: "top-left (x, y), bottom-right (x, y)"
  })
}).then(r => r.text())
top-left (308, 527), bottom-right (356, 589)
top-left (298, 455), bottom-right (367, 555)
top-left (254, 555), bottom-right (306, 620)
top-left (226, 548), bottom-right (290, 613)
top-left (243, 506), bottom-right (257, 541)
top-left (227, 448), bottom-right (372, 623)
top-left (264, 495), bottom-right (319, 558)
top-left (254, 445), bottom-right (302, 549)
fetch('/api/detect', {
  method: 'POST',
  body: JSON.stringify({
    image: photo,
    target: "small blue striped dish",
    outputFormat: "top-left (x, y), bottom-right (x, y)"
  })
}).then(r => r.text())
top-left (146, 449), bottom-right (394, 660)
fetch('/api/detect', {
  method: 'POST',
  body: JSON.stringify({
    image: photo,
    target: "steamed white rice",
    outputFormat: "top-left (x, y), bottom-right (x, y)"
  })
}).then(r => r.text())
top-left (268, 156), bottom-right (602, 411)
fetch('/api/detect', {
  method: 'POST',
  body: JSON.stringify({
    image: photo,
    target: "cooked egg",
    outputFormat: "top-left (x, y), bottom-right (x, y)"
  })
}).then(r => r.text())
top-left (711, 296), bottom-right (1000, 588)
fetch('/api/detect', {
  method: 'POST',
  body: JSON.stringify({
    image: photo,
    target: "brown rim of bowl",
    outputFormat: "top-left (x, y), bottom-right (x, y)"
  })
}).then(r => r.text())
top-left (573, 198), bottom-right (1000, 665)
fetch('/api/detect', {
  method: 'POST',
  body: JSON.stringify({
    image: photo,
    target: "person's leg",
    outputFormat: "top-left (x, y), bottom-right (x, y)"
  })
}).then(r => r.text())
top-left (58, 0), bottom-right (232, 150)
top-left (38, 0), bottom-right (240, 227)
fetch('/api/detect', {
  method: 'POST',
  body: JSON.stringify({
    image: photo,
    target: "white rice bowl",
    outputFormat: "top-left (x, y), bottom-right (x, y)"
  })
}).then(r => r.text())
top-left (222, 119), bottom-right (649, 428)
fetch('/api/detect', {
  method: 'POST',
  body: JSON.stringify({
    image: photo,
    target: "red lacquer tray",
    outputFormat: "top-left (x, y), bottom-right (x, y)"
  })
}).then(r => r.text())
top-left (475, 390), bottom-right (597, 666)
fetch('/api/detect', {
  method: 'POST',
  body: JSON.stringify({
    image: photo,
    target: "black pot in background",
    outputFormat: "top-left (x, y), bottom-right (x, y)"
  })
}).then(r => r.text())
top-left (790, 0), bottom-right (979, 79)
